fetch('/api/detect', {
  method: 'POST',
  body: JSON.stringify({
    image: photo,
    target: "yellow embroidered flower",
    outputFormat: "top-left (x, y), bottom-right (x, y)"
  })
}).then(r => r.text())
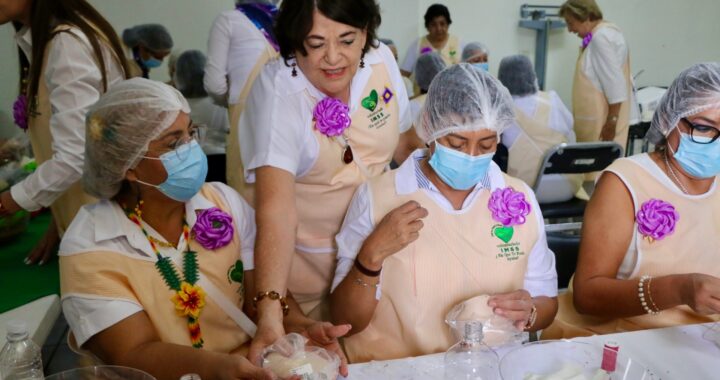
top-left (171, 282), bottom-right (206, 319)
top-left (88, 116), bottom-right (104, 141)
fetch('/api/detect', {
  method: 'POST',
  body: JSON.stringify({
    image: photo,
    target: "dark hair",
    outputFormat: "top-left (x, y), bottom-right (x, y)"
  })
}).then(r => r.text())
top-left (18, 0), bottom-right (130, 104)
top-left (424, 3), bottom-right (451, 28)
top-left (274, 0), bottom-right (381, 62)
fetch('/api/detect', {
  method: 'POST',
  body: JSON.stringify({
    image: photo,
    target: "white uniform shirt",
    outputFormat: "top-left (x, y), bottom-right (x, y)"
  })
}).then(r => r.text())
top-left (187, 97), bottom-right (230, 155)
top-left (203, 9), bottom-right (271, 106)
top-left (59, 183), bottom-right (255, 347)
top-left (239, 43), bottom-right (411, 181)
top-left (10, 26), bottom-right (125, 211)
top-left (331, 149), bottom-right (558, 300)
top-left (400, 36), bottom-right (465, 74)
top-left (583, 25), bottom-right (640, 124)
top-left (502, 91), bottom-right (575, 149)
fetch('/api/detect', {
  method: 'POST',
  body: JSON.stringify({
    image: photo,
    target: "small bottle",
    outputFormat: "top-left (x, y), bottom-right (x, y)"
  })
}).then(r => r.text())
top-left (444, 321), bottom-right (499, 380)
top-left (0, 321), bottom-right (44, 380)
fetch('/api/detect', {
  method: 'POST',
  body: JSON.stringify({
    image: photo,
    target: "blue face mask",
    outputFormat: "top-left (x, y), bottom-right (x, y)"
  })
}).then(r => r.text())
top-left (673, 133), bottom-right (720, 178)
top-left (142, 57), bottom-right (163, 69)
top-left (428, 141), bottom-right (493, 190)
top-left (472, 62), bottom-right (489, 72)
top-left (137, 140), bottom-right (208, 201)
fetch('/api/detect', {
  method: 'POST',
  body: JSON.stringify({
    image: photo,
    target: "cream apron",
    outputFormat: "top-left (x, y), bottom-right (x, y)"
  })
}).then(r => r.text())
top-left (60, 185), bottom-right (252, 352)
top-left (289, 63), bottom-right (400, 319)
top-left (344, 170), bottom-right (539, 363)
top-left (508, 91), bottom-right (578, 188)
top-left (418, 34), bottom-right (461, 66)
top-left (572, 22), bottom-right (632, 151)
top-left (543, 156), bottom-right (720, 339)
top-left (226, 45), bottom-right (278, 205)
top-left (27, 25), bottom-right (118, 235)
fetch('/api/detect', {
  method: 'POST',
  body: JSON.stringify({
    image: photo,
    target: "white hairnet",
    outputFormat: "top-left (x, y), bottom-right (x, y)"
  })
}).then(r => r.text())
top-left (498, 55), bottom-right (538, 97)
top-left (174, 50), bottom-right (207, 98)
top-left (122, 24), bottom-right (173, 52)
top-left (647, 62), bottom-right (720, 145)
top-left (462, 42), bottom-right (489, 62)
top-left (83, 78), bottom-right (190, 199)
top-left (416, 63), bottom-right (515, 143)
top-left (415, 52), bottom-right (446, 92)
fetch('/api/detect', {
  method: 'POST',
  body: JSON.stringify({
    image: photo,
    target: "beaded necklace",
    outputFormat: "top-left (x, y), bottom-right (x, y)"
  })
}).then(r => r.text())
top-left (125, 201), bottom-right (206, 348)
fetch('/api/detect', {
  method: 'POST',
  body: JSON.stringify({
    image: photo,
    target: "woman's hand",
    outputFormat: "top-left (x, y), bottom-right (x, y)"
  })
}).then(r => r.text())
top-left (0, 190), bottom-right (22, 217)
top-left (301, 322), bottom-right (351, 377)
top-left (682, 273), bottom-right (720, 315)
top-left (222, 354), bottom-right (277, 380)
top-left (248, 316), bottom-right (286, 366)
top-left (488, 290), bottom-right (534, 330)
top-left (25, 216), bottom-right (60, 265)
top-left (358, 201), bottom-right (428, 269)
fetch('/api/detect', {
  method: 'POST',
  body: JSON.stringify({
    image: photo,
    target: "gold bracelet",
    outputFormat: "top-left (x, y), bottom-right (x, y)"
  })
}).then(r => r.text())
top-left (252, 290), bottom-right (289, 315)
top-left (646, 276), bottom-right (661, 313)
top-left (638, 275), bottom-right (659, 315)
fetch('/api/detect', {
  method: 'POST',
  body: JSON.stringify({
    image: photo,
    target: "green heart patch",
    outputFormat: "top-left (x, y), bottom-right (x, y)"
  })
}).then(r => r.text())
top-left (493, 225), bottom-right (514, 243)
top-left (362, 89), bottom-right (378, 112)
top-left (227, 260), bottom-right (244, 284)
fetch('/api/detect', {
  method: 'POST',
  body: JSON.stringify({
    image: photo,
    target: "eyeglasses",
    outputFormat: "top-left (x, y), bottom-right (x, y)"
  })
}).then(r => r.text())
top-left (145, 123), bottom-right (202, 162)
top-left (682, 118), bottom-right (720, 144)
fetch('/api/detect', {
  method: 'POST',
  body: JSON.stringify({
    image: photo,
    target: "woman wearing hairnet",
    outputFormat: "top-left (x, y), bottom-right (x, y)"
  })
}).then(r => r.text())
top-left (543, 63), bottom-right (720, 339)
top-left (174, 50), bottom-right (230, 182)
top-left (559, 0), bottom-right (639, 149)
top-left (204, 0), bottom-right (280, 200)
top-left (240, 0), bottom-right (410, 365)
top-left (462, 41), bottom-right (490, 72)
top-left (498, 54), bottom-right (580, 203)
top-left (59, 79), bottom-right (348, 379)
top-left (122, 23), bottom-right (173, 78)
top-left (329, 64), bottom-right (559, 362)
top-left (394, 52), bottom-right (446, 165)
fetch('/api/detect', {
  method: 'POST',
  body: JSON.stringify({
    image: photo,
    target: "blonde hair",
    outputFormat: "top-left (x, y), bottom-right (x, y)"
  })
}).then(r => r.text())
top-left (559, 0), bottom-right (603, 21)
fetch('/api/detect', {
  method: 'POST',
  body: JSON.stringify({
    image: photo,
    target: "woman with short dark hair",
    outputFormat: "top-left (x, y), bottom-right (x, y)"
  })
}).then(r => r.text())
top-left (400, 3), bottom-right (463, 78)
top-left (238, 0), bottom-right (411, 364)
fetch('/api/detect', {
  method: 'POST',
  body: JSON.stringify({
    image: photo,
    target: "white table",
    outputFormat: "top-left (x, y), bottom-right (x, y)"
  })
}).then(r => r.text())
top-left (0, 295), bottom-right (61, 346)
top-left (346, 323), bottom-right (720, 379)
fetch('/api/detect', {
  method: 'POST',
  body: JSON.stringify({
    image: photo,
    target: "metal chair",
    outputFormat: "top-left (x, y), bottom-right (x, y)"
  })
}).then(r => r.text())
top-left (533, 142), bottom-right (623, 219)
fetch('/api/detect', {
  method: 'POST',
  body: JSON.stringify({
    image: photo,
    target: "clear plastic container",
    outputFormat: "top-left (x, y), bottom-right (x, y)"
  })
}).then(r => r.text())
top-left (444, 321), bottom-right (500, 380)
top-left (703, 322), bottom-right (720, 348)
top-left (499, 340), bottom-right (658, 380)
top-left (0, 321), bottom-right (43, 380)
top-left (261, 333), bottom-right (340, 380)
top-left (43, 366), bottom-right (156, 380)
top-left (446, 295), bottom-right (528, 349)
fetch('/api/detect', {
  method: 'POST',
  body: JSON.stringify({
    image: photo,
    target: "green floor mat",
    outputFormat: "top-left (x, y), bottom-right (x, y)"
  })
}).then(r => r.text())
top-left (0, 212), bottom-right (60, 313)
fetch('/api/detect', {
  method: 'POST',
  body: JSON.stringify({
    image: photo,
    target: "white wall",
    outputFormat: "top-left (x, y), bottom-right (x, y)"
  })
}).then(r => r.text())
top-left (2, 0), bottom-right (719, 140)
top-left (379, 0), bottom-right (720, 103)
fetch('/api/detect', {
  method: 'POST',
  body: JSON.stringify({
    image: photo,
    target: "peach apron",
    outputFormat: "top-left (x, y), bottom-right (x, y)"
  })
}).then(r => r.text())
top-left (344, 170), bottom-right (538, 363)
top-left (543, 156), bottom-right (720, 339)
